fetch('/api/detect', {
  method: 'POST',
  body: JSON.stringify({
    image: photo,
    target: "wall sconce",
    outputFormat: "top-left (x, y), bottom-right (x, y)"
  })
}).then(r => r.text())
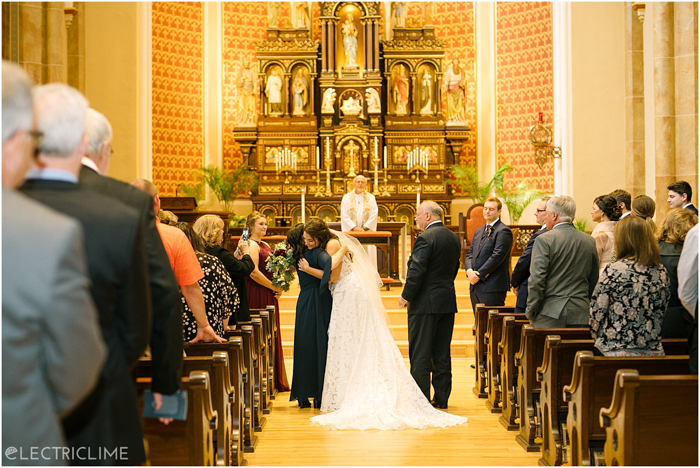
top-left (64, 2), bottom-right (77, 29)
top-left (632, 3), bottom-right (646, 23)
top-left (529, 112), bottom-right (561, 169)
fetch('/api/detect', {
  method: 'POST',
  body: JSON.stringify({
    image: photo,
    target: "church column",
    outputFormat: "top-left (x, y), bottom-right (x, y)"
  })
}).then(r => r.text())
top-left (45, 2), bottom-right (68, 84)
top-left (363, 19), bottom-right (369, 74)
top-left (625, 2), bottom-right (645, 199)
top-left (329, 19), bottom-right (337, 73)
top-left (410, 72), bottom-right (417, 115)
top-left (654, 2), bottom-right (675, 221)
top-left (309, 76), bottom-right (316, 113)
top-left (373, 20), bottom-right (379, 72)
top-left (284, 74), bottom-right (290, 117)
top-left (321, 19), bottom-right (327, 72)
top-left (674, 2), bottom-right (698, 195)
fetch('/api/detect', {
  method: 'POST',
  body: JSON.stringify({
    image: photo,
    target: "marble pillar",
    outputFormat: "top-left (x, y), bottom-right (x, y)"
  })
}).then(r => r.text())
top-left (654, 2), bottom-right (675, 221)
top-left (625, 2), bottom-right (645, 199)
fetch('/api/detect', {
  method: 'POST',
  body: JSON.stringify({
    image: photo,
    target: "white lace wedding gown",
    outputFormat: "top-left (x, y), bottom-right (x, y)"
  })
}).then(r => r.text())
top-left (310, 246), bottom-right (468, 431)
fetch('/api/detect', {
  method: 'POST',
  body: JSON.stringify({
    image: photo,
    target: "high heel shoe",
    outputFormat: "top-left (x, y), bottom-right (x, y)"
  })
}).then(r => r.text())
top-left (298, 399), bottom-right (311, 409)
top-left (313, 399), bottom-right (322, 409)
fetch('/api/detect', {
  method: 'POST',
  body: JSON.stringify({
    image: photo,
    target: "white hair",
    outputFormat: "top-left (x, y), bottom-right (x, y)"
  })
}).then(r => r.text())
top-left (546, 195), bottom-right (576, 223)
top-left (420, 200), bottom-right (443, 219)
top-left (32, 83), bottom-right (88, 158)
top-left (2, 61), bottom-right (33, 143)
top-left (85, 108), bottom-right (113, 157)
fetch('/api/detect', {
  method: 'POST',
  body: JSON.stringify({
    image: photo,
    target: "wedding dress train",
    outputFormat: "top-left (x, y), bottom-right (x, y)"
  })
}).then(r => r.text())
top-left (310, 233), bottom-right (468, 430)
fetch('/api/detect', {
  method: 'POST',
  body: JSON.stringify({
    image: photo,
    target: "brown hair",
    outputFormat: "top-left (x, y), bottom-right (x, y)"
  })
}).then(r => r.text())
top-left (304, 218), bottom-right (338, 250)
top-left (614, 216), bottom-right (660, 267)
top-left (174, 222), bottom-right (205, 254)
top-left (632, 194), bottom-right (657, 232)
top-left (594, 194), bottom-right (622, 221)
top-left (657, 208), bottom-right (698, 245)
top-left (245, 211), bottom-right (266, 231)
top-left (193, 214), bottom-right (225, 247)
top-left (286, 223), bottom-right (306, 264)
top-left (484, 196), bottom-right (502, 211)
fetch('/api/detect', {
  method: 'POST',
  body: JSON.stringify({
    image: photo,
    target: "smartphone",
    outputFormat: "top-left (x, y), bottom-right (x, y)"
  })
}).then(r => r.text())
top-left (241, 227), bottom-right (249, 242)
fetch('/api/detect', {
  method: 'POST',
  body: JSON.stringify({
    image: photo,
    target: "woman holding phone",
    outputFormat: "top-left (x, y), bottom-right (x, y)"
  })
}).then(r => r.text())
top-left (245, 211), bottom-right (290, 392)
top-left (193, 214), bottom-right (254, 325)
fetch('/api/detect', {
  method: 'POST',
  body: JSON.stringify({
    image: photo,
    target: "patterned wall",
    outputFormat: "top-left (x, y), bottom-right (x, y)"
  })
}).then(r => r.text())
top-left (495, 2), bottom-right (554, 192)
top-left (152, 2), bottom-right (204, 196)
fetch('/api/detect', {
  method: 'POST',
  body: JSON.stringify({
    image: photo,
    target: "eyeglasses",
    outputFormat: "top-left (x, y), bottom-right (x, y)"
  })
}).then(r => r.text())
top-left (29, 130), bottom-right (43, 158)
top-left (536, 209), bottom-right (546, 213)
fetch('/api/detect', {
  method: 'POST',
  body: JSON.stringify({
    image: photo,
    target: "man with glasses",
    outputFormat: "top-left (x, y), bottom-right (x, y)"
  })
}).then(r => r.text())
top-left (526, 196), bottom-right (599, 328)
top-left (510, 197), bottom-right (550, 314)
top-left (464, 197), bottom-right (514, 314)
top-left (2, 61), bottom-right (107, 465)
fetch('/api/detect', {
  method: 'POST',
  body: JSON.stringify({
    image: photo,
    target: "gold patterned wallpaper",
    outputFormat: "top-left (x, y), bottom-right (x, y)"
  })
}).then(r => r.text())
top-left (495, 2), bottom-right (554, 192)
top-left (151, 2), bottom-right (204, 196)
top-left (150, 2), bottom-right (552, 193)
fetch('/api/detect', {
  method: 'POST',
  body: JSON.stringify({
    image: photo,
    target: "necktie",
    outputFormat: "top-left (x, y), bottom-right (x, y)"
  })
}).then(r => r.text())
top-left (480, 224), bottom-right (491, 247)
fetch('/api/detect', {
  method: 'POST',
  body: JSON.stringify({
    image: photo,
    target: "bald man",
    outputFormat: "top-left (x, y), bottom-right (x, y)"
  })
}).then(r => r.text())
top-left (340, 175), bottom-right (379, 268)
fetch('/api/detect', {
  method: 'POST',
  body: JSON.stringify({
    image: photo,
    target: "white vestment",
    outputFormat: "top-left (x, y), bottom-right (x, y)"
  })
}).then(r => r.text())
top-left (340, 190), bottom-right (378, 269)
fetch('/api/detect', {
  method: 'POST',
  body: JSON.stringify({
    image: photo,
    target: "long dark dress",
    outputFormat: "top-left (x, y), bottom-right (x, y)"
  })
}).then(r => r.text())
top-left (290, 248), bottom-right (333, 403)
top-left (206, 245), bottom-right (255, 324)
top-left (659, 241), bottom-right (694, 338)
top-left (245, 241), bottom-right (290, 392)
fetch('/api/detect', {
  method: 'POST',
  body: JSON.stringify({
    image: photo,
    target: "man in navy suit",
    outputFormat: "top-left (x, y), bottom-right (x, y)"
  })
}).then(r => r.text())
top-left (465, 197), bottom-right (514, 314)
top-left (668, 180), bottom-right (698, 215)
top-left (510, 197), bottom-right (549, 314)
top-left (400, 201), bottom-right (461, 408)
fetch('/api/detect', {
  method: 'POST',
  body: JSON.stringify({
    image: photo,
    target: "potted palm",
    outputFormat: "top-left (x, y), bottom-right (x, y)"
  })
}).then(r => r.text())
top-left (496, 180), bottom-right (542, 225)
top-left (444, 162), bottom-right (513, 203)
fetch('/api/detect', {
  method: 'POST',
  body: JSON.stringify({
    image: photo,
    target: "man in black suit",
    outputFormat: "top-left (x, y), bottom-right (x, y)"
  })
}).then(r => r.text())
top-left (399, 201), bottom-right (461, 409)
top-left (20, 84), bottom-right (150, 465)
top-left (511, 197), bottom-right (549, 314)
top-left (80, 108), bottom-right (184, 407)
top-left (668, 180), bottom-right (698, 215)
top-left (465, 197), bottom-right (514, 314)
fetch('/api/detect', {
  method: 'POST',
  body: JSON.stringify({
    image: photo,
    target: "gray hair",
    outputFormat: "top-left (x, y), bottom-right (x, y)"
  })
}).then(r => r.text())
top-left (420, 200), bottom-right (443, 219)
top-left (132, 178), bottom-right (158, 197)
top-left (546, 195), bottom-right (576, 223)
top-left (85, 108), bottom-right (113, 157)
top-left (2, 61), bottom-right (33, 143)
top-left (32, 83), bottom-right (88, 158)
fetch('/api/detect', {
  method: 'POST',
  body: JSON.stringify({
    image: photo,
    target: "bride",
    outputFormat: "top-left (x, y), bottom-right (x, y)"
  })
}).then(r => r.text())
top-left (298, 219), bottom-right (467, 430)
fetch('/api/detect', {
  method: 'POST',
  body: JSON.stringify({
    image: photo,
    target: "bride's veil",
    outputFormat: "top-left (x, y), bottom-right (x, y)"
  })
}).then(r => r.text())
top-left (331, 230), bottom-right (391, 326)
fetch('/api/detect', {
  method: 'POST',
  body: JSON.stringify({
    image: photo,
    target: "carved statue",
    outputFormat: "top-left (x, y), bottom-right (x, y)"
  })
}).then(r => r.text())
top-left (392, 2), bottom-right (406, 28)
top-left (365, 88), bottom-right (381, 114)
top-left (341, 13), bottom-right (358, 67)
top-left (268, 2), bottom-right (281, 28)
top-left (443, 58), bottom-right (468, 125)
top-left (236, 58), bottom-right (257, 126)
top-left (321, 88), bottom-right (337, 114)
top-left (264, 67), bottom-right (283, 116)
top-left (340, 96), bottom-right (362, 116)
top-left (392, 64), bottom-right (409, 116)
top-left (419, 66), bottom-right (433, 115)
top-left (295, 2), bottom-right (309, 28)
top-left (292, 68), bottom-right (309, 116)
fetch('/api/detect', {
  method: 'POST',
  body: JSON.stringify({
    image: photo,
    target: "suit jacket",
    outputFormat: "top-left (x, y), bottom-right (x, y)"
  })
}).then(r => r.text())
top-left (686, 204), bottom-right (698, 215)
top-left (511, 227), bottom-right (547, 312)
top-left (206, 245), bottom-right (255, 323)
top-left (402, 222), bottom-right (461, 315)
top-left (464, 219), bottom-right (513, 294)
top-left (79, 165), bottom-right (183, 395)
top-left (2, 189), bottom-right (107, 466)
top-left (20, 179), bottom-right (150, 464)
top-left (525, 223), bottom-right (599, 324)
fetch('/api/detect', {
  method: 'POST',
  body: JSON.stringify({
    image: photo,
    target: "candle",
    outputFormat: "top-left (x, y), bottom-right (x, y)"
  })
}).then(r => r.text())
top-left (316, 146), bottom-right (320, 169)
top-left (326, 137), bottom-right (330, 159)
top-left (374, 137), bottom-right (378, 160)
top-left (416, 185), bottom-right (421, 210)
top-left (301, 188), bottom-right (306, 223)
top-left (539, 112), bottom-right (543, 122)
top-left (383, 146), bottom-right (387, 167)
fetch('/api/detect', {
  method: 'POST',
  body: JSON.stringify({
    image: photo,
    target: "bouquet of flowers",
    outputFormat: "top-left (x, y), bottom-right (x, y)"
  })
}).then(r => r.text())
top-left (265, 240), bottom-right (296, 292)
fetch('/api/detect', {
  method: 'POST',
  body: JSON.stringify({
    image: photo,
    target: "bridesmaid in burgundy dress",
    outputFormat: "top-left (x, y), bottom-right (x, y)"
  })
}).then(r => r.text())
top-left (245, 211), bottom-right (290, 392)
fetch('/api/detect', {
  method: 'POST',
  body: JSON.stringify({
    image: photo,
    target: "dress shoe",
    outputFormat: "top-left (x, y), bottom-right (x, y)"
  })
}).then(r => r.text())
top-left (313, 399), bottom-right (322, 409)
top-left (431, 400), bottom-right (448, 409)
top-left (298, 399), bottom-right (311, 409)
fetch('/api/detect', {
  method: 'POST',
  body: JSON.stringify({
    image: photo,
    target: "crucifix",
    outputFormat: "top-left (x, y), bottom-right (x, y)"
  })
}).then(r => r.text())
top-left (345, 140), bottom-right (359, 178)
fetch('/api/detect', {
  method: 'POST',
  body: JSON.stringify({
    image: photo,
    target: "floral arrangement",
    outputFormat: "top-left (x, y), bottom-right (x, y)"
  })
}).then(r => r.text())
top-left (265, 241), bottom-right (296, 292)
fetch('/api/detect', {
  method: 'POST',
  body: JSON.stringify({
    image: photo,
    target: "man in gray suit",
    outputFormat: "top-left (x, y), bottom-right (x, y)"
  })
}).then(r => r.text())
top-left (2, 61), bottom-right (106, 465)
top-left (526, 195), bottom-right (599, 328)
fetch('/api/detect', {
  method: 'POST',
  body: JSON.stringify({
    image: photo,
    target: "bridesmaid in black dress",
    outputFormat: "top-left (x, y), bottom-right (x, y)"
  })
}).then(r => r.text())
top-left (287, 224), bottom-right (333, 408)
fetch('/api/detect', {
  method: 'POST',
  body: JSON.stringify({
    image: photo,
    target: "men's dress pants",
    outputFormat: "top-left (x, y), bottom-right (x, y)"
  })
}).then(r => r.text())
top-left (470, 288), bottom-right (507, 316)
top-left (407, 313), bottom-right (455, 406)
top-left (531, 314), bottom-right (589, 329)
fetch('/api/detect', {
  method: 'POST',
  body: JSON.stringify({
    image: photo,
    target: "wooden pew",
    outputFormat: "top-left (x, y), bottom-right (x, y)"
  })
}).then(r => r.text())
top-left (260, 305), bottom-right (278, 401)
top-left (498, 317), bottom-right (530, 431)
top-left (250, 307), bottom-right (273, 414)
top-left (563, 343), bottom-right (689, 466)
top-left (473, 304), bottom-right (515, 398)
top-left (514, 325), bottom-right (591, 452)
top-left (244, 320), bottom-right (266, 431)
top-left (485, 309), bottom-right (526, 412)
top-left (137, 361), bottom-right (218, 466)
top-left (250, 316), bottom-right (269, 419)
top-left (184, 339), bottom-right (246, 466)
top-left (225, 326), bottom-right (257, 452)
top-left (600, 370), bottom-right (698, 466)
top-left (539, 338), bottom-right (690, 466)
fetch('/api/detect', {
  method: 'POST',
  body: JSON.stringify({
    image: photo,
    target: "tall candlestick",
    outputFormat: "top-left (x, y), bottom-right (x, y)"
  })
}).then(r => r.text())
top-left (383, 146), bottom-right (387, 168)
top-left (301, 188), bottom-right (306, 223)
top-left (416, 185), bottom-right (421, 211)
top-left (316, 146), bottom-right (320, 169)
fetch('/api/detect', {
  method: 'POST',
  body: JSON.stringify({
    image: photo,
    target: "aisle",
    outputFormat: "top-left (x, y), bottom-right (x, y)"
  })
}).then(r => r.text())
top-left (245, 358), bottom-right (540, 466)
